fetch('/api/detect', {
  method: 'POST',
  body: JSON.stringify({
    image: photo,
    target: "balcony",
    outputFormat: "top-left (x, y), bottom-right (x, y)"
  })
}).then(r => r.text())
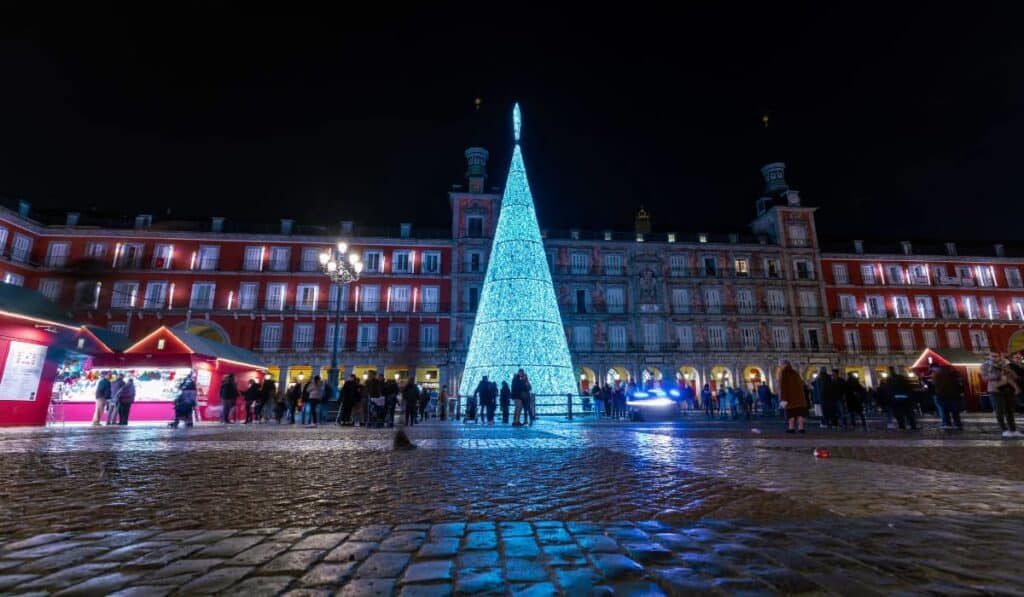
top-left (568, 340), bottom-right (836, 354)
top-left (552, 304), bottom-right (825, 317)
top-left (662, 266), bottom-right (787, 280)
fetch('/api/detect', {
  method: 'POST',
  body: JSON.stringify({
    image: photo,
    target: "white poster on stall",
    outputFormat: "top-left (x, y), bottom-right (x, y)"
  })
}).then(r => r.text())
top-left (0, 341), bottom-right (48, 401)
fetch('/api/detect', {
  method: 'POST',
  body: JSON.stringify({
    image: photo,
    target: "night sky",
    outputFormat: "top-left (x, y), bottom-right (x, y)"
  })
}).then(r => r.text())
top-left (1, 5), bottom-right (1022, 240)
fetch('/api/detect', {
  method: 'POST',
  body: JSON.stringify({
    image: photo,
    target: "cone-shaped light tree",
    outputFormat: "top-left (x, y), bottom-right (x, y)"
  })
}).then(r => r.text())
top-left (459, 104), bottom-right (577, 403)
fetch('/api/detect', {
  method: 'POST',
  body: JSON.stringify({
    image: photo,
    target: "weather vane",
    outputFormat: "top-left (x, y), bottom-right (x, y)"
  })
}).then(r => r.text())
top-left (513, 102), bottom-right (522, 143)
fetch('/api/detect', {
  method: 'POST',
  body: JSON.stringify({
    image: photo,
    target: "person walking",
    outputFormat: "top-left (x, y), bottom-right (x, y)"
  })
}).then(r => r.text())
top-left (220, 374), bottom-right (239, 424)
top-left (701, 383), bottom-right (713, 420)
top-left (930, 363), bottom-right (964, 430)
top-left (981, 353), bottom-right (1021, 438)
top-left (499, 381), bottom-right (512, 424)
top-left (242, 379), bottom-right (260, 423)
top-left (305, 375), bottom-right (324, 426)
top-left (778, 359), bottom-right (808, 433)
top-left (92, 372), bottom-right (112, 426)
top-left (115, 378), bottom-right (136, 425)
top-left (365, 371), bottom-right (383, 425)
top-left (845, 373), bottom-right (868, 431)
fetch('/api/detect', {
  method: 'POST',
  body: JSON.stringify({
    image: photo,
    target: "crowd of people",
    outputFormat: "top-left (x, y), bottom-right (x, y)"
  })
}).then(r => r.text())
top-left (91, 357), bottom-right (1021, 437)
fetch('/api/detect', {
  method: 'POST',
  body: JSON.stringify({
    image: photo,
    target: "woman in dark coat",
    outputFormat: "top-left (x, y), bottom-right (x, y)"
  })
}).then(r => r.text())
top-left (243, 379), bottom-right (261, 424)
top-left (499, 381), bottom-right (512, 424)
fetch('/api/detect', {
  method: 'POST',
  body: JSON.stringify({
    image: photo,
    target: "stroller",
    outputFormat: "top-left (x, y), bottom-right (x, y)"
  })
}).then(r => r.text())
top-left (169, 391), bottom-right (196, 428)
top-left (463, 394), bottom-right (478, 423)
top-left (367, 396), bottom-right (388, 428)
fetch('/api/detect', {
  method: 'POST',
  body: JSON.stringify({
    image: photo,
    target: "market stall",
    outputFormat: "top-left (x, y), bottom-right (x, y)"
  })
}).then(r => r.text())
top-left (56, 326), bottom-right (267, 423)
top-left (0, 285), bottom-right (80, 426)
top-left (910, 347), bottom-right (985, 411)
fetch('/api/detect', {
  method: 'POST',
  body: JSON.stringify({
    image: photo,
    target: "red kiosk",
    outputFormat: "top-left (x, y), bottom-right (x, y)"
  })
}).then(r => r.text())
top-left (57, 325), bottom-right (267, 423)
top-left (910, 347), bottom-right (985, 411)
top-left (0, 285), bottom-right (80, 426)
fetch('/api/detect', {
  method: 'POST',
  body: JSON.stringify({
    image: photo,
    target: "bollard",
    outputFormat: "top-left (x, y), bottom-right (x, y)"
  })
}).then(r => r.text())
top-left (567, 393), bottom-right (573, 420)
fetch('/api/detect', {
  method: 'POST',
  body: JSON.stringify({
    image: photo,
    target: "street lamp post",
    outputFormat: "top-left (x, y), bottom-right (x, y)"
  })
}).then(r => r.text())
top-left (319, 240), bottom-right (362, 390)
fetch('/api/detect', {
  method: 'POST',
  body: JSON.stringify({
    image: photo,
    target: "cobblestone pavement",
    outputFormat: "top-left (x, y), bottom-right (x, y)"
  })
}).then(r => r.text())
top-left (0, 417), bottom-right (1022, 595)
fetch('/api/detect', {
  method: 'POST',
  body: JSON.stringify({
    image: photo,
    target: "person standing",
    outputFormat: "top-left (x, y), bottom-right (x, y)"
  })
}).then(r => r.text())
top-left (884, 366), bottom-right (918, 431)
top-left (981, 354), bottom-right (1021, 438)
top-left (814, 368), bottom-right (840, 429)
top-left (778, 359), bottom-right (808, 433)
top-left (92, 372), bottom-right (112, 426)
top-left (286, 381), bottom-right (302, 424)
top-left (419, 385), bottom-right (431, 421)
top-left (258, 376), bottom-right (276, 424)
top-left (701, 383), bottom-right (713, 420)
top-left (930, 363), bottom-right (964, 430)
top-left (107, 374), bottom-right (126, 425)
top-left (402, 380), bottom-right (420, 426)
top-left (438, 385), bottom-right (449, 421)
top-left (383, 376), bottom-right (400, 428)
top-left (473, 375), bottom-right (495, 425)
top-left (220, 374), bottom-right (239, 424)
top-left (338, 374), bottom-right (358, 425)
top-left (499, 381), bottom-right (512, 424)
top-left (511, 370), bottom-right (529, 427)
top-left (243, 379), bottom-right (261, 423)
top-left (845, 373), bottom-right (868, 431)
top-left (115, 378), bottom-right (136, 425)
top-left (306, 375), bottom-right (324, 426)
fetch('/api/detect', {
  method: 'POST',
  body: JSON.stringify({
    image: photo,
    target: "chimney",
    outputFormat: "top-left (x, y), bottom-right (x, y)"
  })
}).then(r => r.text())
top-left (66, 212), bottom-right (80, 227)
top-left (17, 199), bottom-right (30, 218)
top-left (399, 223), bottom-right (412, 238)
top-left (901, 241), bottom-right (912, 255)
top-left (211, 217), bottom-right (225, 232)
top-left (464, 147), bottom-right (490, 193)
top-left (340, 220), bottom-right (354, 235)
top-left (280, 219), bottom-right (294, 235)
top-left (603, 230), bottom-right (613, 241)
top-left (853, 240), bottom-right (864, 254)
top-left (570, 229), bottom-right (580, 240)
top-left (760, 162), bottom-right (788, 195)
top-left (945, 242), bottom-right (957, 256)
top-left (729, 233), bottom-right (739, 243)
top-left (995, 244), bottom-right (1005, 257)
top-left (134, 214), bottom-right (152, 230)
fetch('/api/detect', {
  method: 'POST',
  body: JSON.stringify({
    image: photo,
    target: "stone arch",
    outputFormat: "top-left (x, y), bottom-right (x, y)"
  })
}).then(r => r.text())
top-left (605, 366), bottom-right (630, 387)
top-left (174, 320), bottom-right (231, 345)
top-left (641, 366), bottom-right (663, 389)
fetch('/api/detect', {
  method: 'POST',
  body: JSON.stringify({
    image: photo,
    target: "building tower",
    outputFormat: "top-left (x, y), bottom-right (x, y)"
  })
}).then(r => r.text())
top-left (458, 104), bottom-right (577, 402)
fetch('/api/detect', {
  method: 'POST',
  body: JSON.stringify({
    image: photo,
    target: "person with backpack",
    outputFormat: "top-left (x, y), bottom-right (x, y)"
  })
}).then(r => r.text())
top-left (115, 377), bottom-right (136, 425)
top-left (171, 372), bottom-right (198, 428)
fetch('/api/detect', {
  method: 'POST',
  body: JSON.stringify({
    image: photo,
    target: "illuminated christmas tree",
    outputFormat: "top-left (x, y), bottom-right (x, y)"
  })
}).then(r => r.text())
top-left (459, 104), bottom-right (577, 404)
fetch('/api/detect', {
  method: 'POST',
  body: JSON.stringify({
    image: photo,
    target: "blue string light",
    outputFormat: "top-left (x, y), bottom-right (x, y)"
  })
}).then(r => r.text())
top-left (459, 104), bottom-right (577, 400)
